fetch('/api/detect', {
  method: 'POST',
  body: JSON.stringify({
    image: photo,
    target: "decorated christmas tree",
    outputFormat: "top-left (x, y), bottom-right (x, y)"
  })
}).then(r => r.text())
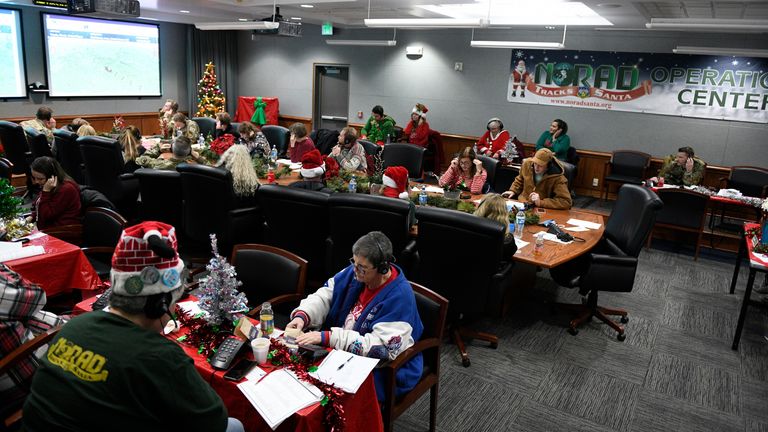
top-left (195, 61), bottom-right (226, 118)
top-left (197, 234), bottom-right (248, 325)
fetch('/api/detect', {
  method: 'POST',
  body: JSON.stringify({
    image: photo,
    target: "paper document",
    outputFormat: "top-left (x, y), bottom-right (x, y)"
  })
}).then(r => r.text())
top-left (310, 349), bottom-right (379, 394)
top-left (176, 301), bottom-right (206, 318)
top-left (542, 232), bottom-right (573, 244)
top-left (564, 226), bottom-right (590, 232)
top-left (513, 238), bottom-right (530, 252)
top-left (238, 368), bottom-right (323, 430)
top-left (506, 200), bottom-right (525, 211)
top-left (245, 365), bottom-right (267, 382)
top-left (566, 219), bottom-right (602, 230)
top-left (25, 231), bottom-right (47, 240)
top-left (0, 242), bottom-right (21, 253)
top-left (0, 245), bottom-right (45, 263)
top-left (411, 185), bottom-right (444, 194)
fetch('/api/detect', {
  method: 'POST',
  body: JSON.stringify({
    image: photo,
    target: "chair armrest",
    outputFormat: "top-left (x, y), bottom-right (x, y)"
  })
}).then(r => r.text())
top-left (0, 326), bottom-right (61, 375)
top-left (229, 206), bottom-right (259, 218)
top-left (581, 254), bottom-right (637, 292)
top-left (118, 173), bottom-right (135, 181)
top-left (378, 338), bottom-right (440, 371)
top-left (600, 238), bottom-right (627, 257)
top-left (81, 246), bottom-right (116, 256)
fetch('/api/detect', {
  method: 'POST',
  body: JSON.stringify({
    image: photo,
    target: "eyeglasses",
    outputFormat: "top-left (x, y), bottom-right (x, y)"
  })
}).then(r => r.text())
top-left (349, 258), bottom-right (374, 274)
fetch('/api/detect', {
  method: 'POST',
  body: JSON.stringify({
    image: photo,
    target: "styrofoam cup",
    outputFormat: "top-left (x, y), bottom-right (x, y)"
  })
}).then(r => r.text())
top-left (251, 338), bottom-right (270, 364)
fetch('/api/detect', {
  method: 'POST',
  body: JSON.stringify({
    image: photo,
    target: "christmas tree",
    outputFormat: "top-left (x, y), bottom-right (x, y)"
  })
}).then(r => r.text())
top-left (197, 234), bottom-right (249, 325)
top-left (195, 61), bottom-right (226, 118)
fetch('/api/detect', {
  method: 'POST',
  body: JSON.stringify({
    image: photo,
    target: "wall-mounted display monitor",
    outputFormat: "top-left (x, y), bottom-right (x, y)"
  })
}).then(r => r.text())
top-left (0, 8), bottom-right (27, 98)
top-left (42, 13), bottom-right (160, 97)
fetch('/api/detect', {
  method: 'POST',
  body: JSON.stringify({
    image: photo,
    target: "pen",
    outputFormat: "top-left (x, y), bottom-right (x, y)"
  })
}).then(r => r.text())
top-left (337, 355), bottom-right (354, 371)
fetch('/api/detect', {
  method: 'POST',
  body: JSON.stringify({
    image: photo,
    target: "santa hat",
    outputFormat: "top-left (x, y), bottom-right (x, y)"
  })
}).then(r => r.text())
top-left (382, 166), bottom-right (410, 199)
top-left (412, 103), bottom-right (428, 119)
top-left (110, 221), bottom-right (185, 297)
top-left (300, 149), bottom-right (325, 179)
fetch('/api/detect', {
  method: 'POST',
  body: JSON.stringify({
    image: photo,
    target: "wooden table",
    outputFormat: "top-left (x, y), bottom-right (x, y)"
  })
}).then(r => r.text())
top-left (512, 208), bottom-right (604, 268)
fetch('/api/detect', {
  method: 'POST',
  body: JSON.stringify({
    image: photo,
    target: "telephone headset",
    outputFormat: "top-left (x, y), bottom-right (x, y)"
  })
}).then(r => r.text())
top-left (486, 118), bottom-right (504, 130)
top-left (372, 236), bottom-right (393, 274)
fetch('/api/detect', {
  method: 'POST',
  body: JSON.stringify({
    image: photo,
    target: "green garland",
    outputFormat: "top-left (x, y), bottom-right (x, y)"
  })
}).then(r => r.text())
top-left (252, 157), bottom-right (292, 179)
top-left (0, 179), bottom-right (22, 221)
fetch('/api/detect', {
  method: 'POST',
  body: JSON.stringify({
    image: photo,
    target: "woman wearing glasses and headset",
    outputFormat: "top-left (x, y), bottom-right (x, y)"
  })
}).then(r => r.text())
top-left (287, 231), bottom-right (424, 402)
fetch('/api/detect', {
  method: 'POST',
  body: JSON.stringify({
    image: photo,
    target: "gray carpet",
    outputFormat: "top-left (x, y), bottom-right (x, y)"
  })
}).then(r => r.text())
top-left (394, 198), bottom-right (768, 432)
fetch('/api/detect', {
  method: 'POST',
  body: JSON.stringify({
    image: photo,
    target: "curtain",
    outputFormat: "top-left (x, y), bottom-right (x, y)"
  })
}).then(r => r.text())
top-left (187, 28), bottom-right (239, 117)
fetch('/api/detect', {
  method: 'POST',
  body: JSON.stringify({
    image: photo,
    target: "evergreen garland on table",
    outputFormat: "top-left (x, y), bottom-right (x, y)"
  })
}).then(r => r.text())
top-left (195, 62), bottom-right (226, 118)
top-left (0, 179), bottom-right (22, 221)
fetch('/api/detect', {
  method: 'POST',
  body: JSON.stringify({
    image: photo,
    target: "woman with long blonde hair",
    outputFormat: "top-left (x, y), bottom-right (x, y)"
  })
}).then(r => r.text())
top-left (217, 144), bottom-right (260, 198)
top-left (475, 193), bottom-right (517, 259)
top-left (119, 125), bottom-right (145, 173)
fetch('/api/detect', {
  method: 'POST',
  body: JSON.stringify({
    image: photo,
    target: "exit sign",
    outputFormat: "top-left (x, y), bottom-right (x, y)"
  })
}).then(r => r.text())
top-left (322, 22), bottom-right (333, 36)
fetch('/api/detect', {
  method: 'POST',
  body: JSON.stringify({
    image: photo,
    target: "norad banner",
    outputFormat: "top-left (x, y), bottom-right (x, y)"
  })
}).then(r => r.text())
top-left (507, 49), bottom-right (768, 124)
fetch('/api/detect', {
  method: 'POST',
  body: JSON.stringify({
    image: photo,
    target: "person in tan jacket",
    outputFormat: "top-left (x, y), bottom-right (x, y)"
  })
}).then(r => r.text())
top-left (502, 148), bottom-right (572, 210)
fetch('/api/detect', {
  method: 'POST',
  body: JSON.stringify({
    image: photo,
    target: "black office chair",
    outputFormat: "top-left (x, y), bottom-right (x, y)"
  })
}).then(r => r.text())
top-left (413, 206), bottom-right (513, 367)
top-left (358, 139), bottom-right (382, 157)
top-left (477, 155), bottom-right (500, 193)
top-left (234, 244), bottom-right (308, 328)
top-left (81, 207), bottom-right (128, 280)
top-left (230, 122), bottom-right (241, 134)
top-left (326, 193), bottom-right (416, 275)
top-left (647, 188), bottom-right (709, 260)
top-left (192, 117), bottom-right (216, 138)
top-left (0, 158), bottom-right (13, 183)
top-left (134, 168), bottom-right (182, 228)
top-left (24, 127), bottom-right (52, 159)
top-left (602, 150), bottom-right (650, 201)
top-left (176, 163), bottom-right (261, 258)
top-left (382, 143), bottom-right (426, 179)
top-left (550, 184), bottom-right (663, 340)
top-left (381, 282), bottom-right (447, 432)
top-left (53, 128), bottom-right (85, 184)
top-left (261, 125), bottom-right (290, 158)
top-left (392, 125), bottom-right (404, 143)
top-left (561, 161), bottom-right (576, 192)
top-left (0, 121), bottom-right (32, 177)
top-left (720, 166), bottom-right (768, 198)
top-left (257, 185), bottom-right (330, 283)
top-left (78, 136), bottom-right (139, 217)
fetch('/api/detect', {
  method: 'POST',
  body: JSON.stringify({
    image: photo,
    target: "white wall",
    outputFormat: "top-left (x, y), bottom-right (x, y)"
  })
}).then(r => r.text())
top-left (238, 25), bottom-right (768, 167)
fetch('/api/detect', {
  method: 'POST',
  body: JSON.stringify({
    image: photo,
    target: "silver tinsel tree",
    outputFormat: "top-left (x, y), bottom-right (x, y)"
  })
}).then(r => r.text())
top-left (197, 234), bottom-right (249, 325)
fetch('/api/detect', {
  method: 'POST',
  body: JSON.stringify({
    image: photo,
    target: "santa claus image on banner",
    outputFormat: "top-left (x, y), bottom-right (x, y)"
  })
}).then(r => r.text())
top-left (510, 60), bottom-right (529, 98)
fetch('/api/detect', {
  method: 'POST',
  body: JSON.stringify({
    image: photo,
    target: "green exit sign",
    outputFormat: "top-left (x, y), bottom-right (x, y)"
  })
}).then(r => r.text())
top-left (322, 22), bottom-right (333, 36)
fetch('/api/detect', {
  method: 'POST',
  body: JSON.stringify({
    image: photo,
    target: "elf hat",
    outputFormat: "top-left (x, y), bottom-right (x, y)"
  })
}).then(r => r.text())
top-left (382, 166), bottom-right (410, 199)
top-left (110, 221), bottom-right (185, 297)
top-left (412, 103), bottom-right (428, 119)
top-left (300, 149), bottom-right (325, 179)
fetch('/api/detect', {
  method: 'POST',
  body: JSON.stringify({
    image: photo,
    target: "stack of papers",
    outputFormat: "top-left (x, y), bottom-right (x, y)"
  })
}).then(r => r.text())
top-left (411, 185), bottom-right (445, 194)
top-left (238, 369), bottom-right (323, 430)
top-left (309, 349), bottom-right (379, 394)
top-left (0, 243), bottom-right (45, 263)
top-left (542, 232), bottom-right (573, 244)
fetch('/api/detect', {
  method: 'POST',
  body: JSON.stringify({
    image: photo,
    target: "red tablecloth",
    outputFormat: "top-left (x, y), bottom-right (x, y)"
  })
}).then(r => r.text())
top-left (5, 234), bottom-right (100, 296)
top-left (234, 97), bottom-right (279, 125)
top-left (745, 222), bottom-right (768, 269)
top-left (71, 297), bottom-right (384, 432)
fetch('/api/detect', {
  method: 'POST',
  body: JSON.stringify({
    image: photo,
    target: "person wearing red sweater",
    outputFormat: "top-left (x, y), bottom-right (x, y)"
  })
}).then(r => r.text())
top-left (288, 122), bottom-right (316, 163)
top-left (439, 146), bottom-right (487, 194)
top-left (476, 117), bottom-right (510, 159)
top-left (403, 103), bottom-right (430, 147)
top-left (28, 157), bottom-right (81, 229)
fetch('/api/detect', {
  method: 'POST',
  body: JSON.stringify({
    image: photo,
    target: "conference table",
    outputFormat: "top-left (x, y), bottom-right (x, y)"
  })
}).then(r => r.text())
top-left (72, 296), bottom-right (384, 432)
top-left (4, 233), bottom-right (101, 296)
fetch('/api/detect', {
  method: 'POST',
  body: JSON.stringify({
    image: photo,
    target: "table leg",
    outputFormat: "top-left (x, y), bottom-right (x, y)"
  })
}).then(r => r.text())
top-left (731, 268), bottom-right (756, 351)
top-left (729, 231), bottom-right (746, 295)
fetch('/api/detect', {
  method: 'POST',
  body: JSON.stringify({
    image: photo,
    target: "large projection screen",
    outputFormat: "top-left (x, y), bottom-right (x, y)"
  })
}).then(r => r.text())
top-left (0, 8), bottom-right (27, 98)
top-left (42, 13), bottom-right (160, 97)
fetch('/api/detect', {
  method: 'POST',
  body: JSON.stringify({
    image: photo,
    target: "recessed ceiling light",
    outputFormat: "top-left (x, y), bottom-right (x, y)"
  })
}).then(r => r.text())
top-left (238, 18), bottom-right (248, 22)
top-left (597, 3), bottom-right (622, 8)
top-left (300, 4), bottom-right (314, 8)
top-left (545, 25), bottom-right (556, 29)
top-left (290, 17), bottom-right (302, 20)
top-left (179, 10), bottom-right (190, 13)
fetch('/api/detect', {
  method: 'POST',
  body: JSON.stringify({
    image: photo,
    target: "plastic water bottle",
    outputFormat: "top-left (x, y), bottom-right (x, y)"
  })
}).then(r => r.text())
top-left (197, 133), bottom-right (204, 147)
top-left (260, 302), bottom-right (274, 336)
top-left (473, 142), bottom-right (479, 155)
top-left (534, 231), bottom-right (545, 255)
top-left (514, 208), bottom-right (525, 239)
top-left (348, 175), bottom-right (357, 193)
top-left (269, 147), bottom-right (278, 165)
top-left (419, 185), bottom-right (428, 205)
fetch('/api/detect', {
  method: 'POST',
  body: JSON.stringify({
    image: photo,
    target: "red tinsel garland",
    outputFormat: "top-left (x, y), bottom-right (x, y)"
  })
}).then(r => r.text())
top-left (267, 340), bottom-right (346, 431)
top-left (175, 306), bottom-right (234, 358)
